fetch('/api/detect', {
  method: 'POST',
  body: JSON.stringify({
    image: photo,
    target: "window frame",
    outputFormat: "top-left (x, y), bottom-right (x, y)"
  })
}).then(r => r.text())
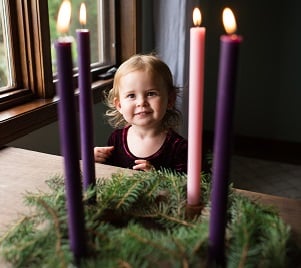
top-left (0, 0), bottom-right (141, 147)
top-left (0, 0), bottom-right (53, 110)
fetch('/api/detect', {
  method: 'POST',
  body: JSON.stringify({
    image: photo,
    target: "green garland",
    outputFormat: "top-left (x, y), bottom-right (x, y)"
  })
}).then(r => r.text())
top-left (0, 170), bottom-right (299, 267)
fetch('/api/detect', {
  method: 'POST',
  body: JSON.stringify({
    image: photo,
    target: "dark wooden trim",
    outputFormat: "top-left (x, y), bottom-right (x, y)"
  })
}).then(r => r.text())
top-left (103, 0), bottom-right (117, 65)
top-left (116, 0), bottom-right (142, 64)
top-left (0, 0), bottom-right (54, 111)
top-left (0, 89), bottom-right (34, 111)
top-left (11, 1), bottom-right (27, 89)
top-left (30, 0), bottom-right (54, 98)
top-left (0, 79), bottom-right (113, 147)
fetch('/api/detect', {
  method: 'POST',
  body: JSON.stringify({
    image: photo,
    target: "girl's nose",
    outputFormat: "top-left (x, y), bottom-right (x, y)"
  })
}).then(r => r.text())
top-left (136, 96), bottom-right (147, 106)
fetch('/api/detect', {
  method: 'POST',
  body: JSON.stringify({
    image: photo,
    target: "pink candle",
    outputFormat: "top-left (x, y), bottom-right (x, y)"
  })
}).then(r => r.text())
top-left (187, 8), bottom-right (206, 206)
top-left (208, 8), bottom-right (242, 266)
top-left (77, 3), bottom-right (96, 191)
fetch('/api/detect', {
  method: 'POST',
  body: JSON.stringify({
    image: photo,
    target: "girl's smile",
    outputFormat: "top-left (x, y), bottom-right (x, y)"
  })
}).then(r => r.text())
top-left (134, 111), bottom-right (152, 116)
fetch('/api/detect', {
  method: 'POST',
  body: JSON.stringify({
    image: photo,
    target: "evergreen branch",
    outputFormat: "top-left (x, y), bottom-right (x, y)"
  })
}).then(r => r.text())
top-left (157, 212), bottom-right (195, 227)
top-left (192, 235), bottom-right (207, 255)
top-left (146, 178), bottom-right (161, 198)
top-left (36, 198), bottom-right (61, 245)
top-left (35, 197), bottom-right (66, 267)
top-left (0, 169), bottom-right (299, 267)
top-left (172, 237), bottom-right (189, 267)
top-left (169, 171), bottom-right (184, 216)
top-left (115, 179), bottom-right (141, 210)
top-left (117, 259), bottom-right (132, 268)
top-left (237, 226), bottom-right (249, 268)
top-left (126, 230), bottom-right (178, 258)
top-left (129, 210), bottom-right (194, 228)
top-left (0, 216), bottom-right (28, 243)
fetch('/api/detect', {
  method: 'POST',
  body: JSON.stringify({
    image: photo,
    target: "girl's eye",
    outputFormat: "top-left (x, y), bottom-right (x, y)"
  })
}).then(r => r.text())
top-left (147, 91), bottom-right (157, 97)
top-left (126, 94), bottom-right (135, 99)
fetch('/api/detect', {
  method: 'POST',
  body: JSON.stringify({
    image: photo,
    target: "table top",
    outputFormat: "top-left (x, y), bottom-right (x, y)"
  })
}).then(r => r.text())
top-left (0, 146), bottom-right (133, 235)
top-left (1, 147), bottom-right (301, 246)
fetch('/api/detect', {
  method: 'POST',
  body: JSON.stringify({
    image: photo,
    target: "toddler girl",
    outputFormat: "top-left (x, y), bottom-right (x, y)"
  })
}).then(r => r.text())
top-left (94, 54), bottom-right (187, 173)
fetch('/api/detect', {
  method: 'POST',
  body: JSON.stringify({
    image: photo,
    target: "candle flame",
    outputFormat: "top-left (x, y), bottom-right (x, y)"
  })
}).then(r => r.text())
top-left (57, 0), bottom-right (72, 34)
top-left (79, 3), bottom-right (87, 26)
top-left (193, 8), bottom-right (202, 27)
top-left (222, 7), bottom-right (237, 34)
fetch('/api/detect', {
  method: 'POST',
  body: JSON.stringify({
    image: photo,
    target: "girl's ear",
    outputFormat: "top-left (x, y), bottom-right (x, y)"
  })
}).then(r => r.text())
top-left (167, 90), bottom-right (176, 109)
top-left (114, 97), bottom-right (122, 113)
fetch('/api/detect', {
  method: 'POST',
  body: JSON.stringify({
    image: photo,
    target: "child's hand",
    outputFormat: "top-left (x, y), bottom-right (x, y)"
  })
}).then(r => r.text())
top-left (94, 146), bottom-right (114, 163)
top-left (133, 159), bottom-right (154, 172)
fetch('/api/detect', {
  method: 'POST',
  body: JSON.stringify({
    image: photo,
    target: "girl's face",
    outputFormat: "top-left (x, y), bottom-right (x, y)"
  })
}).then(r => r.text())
top-left (115, 70), bottom-right (171, 129)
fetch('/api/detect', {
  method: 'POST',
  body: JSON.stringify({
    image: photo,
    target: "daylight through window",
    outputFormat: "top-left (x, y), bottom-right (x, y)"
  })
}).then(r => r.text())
top-left (0, 0), bottom-right (13, 92)
top-left (48, 0), bottom-right (115, 74)
top-left (0, 0), bottom-right (115, 108)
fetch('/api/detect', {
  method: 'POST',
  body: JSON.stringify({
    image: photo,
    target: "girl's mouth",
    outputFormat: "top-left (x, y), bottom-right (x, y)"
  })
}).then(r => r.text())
top-left (134, 111), bottom-right (151, 116)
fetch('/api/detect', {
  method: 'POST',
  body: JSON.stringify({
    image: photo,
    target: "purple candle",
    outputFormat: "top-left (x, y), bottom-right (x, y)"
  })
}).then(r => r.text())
top-left (55, 1), bottom-right (86, 260)
top-left (77, 3), bottom-right (95, 191)
top-left (208, 8), bottom-right (242, 265)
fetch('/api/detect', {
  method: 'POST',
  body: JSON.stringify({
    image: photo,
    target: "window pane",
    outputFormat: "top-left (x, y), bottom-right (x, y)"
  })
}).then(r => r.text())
top-left (48, 0), bottom-right (114, 74)
top-left (0, 0), bottom-right (13, 92)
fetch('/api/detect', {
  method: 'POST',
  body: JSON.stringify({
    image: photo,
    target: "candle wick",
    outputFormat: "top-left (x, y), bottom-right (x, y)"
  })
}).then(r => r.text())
top-left (80, 23), bottom-right (86, 30)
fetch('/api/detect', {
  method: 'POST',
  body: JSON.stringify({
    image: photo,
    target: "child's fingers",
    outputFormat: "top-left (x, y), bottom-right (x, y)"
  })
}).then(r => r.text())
top-left (133, 160), bottom-right (154, 171)
top-left (94, 146), bottom-right (114, 163)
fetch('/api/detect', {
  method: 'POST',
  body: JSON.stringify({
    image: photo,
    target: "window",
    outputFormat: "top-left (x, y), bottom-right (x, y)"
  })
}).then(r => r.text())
top-left (0, 0), bottom-right (140, 146)
top-left (48, 0), bottom-right (116, 75)
top-left (0, 0), bottom-right (115, 111)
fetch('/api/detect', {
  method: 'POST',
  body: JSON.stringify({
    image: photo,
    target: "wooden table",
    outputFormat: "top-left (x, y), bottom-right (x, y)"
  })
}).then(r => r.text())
top-left (235, 188), bottom-right (301, 247)
top-left (0, 147), bottom-right (133, 235)
top-left (0, 147), bottom-right (300, 262)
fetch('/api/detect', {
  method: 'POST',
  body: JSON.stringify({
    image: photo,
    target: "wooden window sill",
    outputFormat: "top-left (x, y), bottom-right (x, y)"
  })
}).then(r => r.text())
top-left (0, 79), bottom-right (113, 147)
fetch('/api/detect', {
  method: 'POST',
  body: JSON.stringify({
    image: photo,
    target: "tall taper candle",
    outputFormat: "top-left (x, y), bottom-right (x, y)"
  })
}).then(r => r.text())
top-left (77, 3), bottom-right (95, 191)
top-left (209, 8), bottom-right (242, 265)
top-left (187, 7), bottom-right (205, 206)
top-left (55, 0), bottom-right (86, 260)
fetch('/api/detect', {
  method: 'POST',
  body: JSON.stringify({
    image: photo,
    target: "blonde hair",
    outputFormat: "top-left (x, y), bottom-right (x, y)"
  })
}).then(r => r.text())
top-left (104, 54), bottom-right (182, 130)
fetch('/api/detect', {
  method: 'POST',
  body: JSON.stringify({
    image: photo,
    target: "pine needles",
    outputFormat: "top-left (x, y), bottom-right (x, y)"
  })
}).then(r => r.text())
top-left (0, 169), bottom-right (298, 267)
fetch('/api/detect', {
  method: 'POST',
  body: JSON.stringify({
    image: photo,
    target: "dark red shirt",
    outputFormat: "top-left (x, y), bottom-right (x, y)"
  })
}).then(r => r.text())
top-left (105, 126), bottom-right (188, 173)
